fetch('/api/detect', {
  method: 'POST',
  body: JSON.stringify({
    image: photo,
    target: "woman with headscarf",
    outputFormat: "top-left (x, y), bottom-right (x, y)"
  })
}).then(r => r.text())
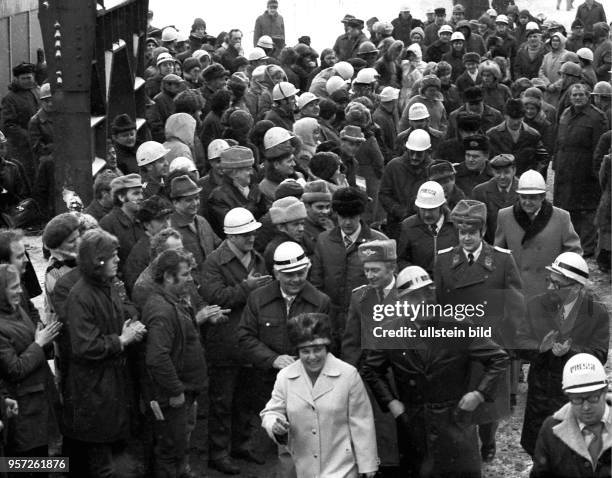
top-left (293, 117), bottom-right (321, 179)
top-left (478, 60), bottom-right (512, 113)
top-left (0, 263), bottom-right (61, 466)
top-left (261, 313), bottom-right (378, 478)
top-left (399, 43), bottom-right (427, 112)
top-left (538, 32), bottom-right (567, 86)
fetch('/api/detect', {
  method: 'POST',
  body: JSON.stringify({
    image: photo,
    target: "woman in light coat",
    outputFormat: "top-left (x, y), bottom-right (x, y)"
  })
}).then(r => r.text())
top-left (261, 313), bottom-right (378, 478)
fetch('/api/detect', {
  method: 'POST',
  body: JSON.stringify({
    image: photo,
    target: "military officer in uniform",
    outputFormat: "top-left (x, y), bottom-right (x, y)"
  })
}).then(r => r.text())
top-left (342, 239), bottom-right (400, 475)
top-left (434, 199), bottom-right (524, 462)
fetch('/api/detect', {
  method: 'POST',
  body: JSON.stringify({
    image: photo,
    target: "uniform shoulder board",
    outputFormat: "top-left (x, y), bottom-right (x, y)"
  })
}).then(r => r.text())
top-left (437, 247), bottom-right (453, 255)
top-left (494, 246), bottom-right (512, 254)
top-left (352, 284), bottom-right (368, 293)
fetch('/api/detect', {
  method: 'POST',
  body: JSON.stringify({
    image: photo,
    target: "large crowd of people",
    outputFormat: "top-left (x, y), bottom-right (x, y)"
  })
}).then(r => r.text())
top-left (0, 0), bottom-right (611, 476)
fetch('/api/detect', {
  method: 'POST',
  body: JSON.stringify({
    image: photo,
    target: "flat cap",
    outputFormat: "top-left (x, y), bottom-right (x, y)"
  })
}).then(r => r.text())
top-left (428, 160), bottom-right (456, 180)
top-left (489, 154), bottom-right (515, 168)
top-left (111, 174), bottom-right (142, 196)
top-left (358, 239), bottom-right (397, 263)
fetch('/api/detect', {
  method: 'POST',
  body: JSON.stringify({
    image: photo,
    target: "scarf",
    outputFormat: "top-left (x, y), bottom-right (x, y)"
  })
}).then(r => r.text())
top-left (513, 199), bottom-right (553, 245)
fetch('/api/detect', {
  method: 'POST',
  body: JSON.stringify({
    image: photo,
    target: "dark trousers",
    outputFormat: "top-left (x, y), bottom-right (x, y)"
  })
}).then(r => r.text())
top-left (63, 437), bottom-right (125, 478)
top-left (570, 209), bottom-right (597, 256)
top-left (208, 366), bottom-right (259, 460)
top-left (478, 421), bottom-right (499, 451)
top-left (153, 394), bottom-right (197, 478)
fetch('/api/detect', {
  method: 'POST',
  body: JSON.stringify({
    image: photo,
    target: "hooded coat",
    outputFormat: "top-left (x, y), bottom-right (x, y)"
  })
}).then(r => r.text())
top-left (0, 267), bottom-right (57, 452)
top-left (538, 33), bottom-right (567, 85)
top-left (164, 112), bottom-right (196, 163)
top-left (399, 45), bottom-right (427, 110)
top-left (61, 243), bottom-right (133, 442)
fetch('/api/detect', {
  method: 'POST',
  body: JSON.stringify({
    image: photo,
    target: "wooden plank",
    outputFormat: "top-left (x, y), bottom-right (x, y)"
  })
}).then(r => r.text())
top-left (0, 0), bottom-right (38, 19)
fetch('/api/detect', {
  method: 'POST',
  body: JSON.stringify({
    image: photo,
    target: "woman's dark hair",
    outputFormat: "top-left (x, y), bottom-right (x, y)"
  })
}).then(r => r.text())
top-left (279, 47), bottom-right (298, 66)
top-left (287, 313), bottom-right (332, 347)
top-left (210, 89), bottom-right (232, 116)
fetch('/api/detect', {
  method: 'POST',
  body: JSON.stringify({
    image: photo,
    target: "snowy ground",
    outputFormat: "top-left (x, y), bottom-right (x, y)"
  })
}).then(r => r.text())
top-left (149, 0), bottom-right (612, 55)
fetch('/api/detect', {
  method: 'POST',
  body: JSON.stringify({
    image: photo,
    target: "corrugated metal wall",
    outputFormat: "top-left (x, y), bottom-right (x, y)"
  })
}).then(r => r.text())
top-left (0, 0), bottom-right (43, 97)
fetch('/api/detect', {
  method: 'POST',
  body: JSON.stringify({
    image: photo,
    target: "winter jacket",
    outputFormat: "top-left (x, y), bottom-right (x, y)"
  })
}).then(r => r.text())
top-left (201, 240), bottom-right (267, 365)
top-left (425, 39), bottom-right (450, 63)
top-left (593, 38), bottom-right (612, 82)
top-left (123, 234), bottom-right (151, 294)
top-left (397, 211), bottom-right (458, 274)
top-left (28, 108), bottom-right (54, 160)
top-left (455, 162), bottom-right (494, 199)
top-left (147, 90), bottom-right (176, 143)
top-left (0, 157), bottom-right (30, 211)
top-left (198, 169), bottom-right (224, 221)
top-left (261, 354), bottom-right (378, 478)
top-left (441, 48), bottom-right (467, 82)
top-left (379, 154), bottom-right (432, 239)
top-left (361, 319), bottom-right (509, 477)
top-left (554, 104), bottom-right (607, 211)
top-left (487, 121), bottom-right (547, 175)
top-left (391, 14), bottom-right (423, 45)
top-left (441, 84), bottom-right (462, 115)
top-left (114, 142), bottom-right (139, 174)
top-left (310, 223), bottom-right (387, 340)
top-left (333, 32), bottom-right (368, 62)
top-left (141, 287), bottom-right (207, 404)
top-left (480, 82), bottom-right (512, 114)
top-left (263, 106), bottom-right (295, 131)
top-left (399, 57), bottom-right (426, 111)
top-left (456, 71), bottom-right (481, 99)
top-left (531, 402), bottom-right (612, 477)
top-left (495, 203), bottom-right (583, 297)
top-left (513, 44), bottom-right (548, 81)
top-left (0, 285), bottom-right (56, 452)
top-left (238, 280), bottom-right (330, 373)
top-left (539, 45), bottom-right (567, 85)
top-left (83, 199), bottom-right (112, 222)
top-left (373, 106), bottom-right (399, 163)
top-left (472, 177), bottom-right (519, 244)
top-left (253, 11), bottom-right (285, 49)
top-left (99, 207), bottom-right (146, 277)
top-left (0, 81), bottom-right (39, 174)
top-left (62, 274), bottom-right (132, 442)
top-left (575, 1), bottom-right (607, 32)
top-left (516, 289), bottom-right (609, 456)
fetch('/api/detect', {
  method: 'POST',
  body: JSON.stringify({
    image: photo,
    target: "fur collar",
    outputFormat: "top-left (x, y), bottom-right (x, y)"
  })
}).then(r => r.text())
top-left (512, 199), bottom-right (553, 244)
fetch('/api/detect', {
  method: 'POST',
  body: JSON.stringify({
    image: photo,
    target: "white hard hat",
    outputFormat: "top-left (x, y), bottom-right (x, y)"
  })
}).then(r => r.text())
top-left (562, 353), bottom-right (607, 394)
top-left (354, 67), bottom-right (379, 84)
top-left (136, 141), bottom-right (170, 167)
top-left (273, 81), bottom-right (299, 101)
top-left (408, 103), bottom-right (430, 120)
top-left (546, 252), bottom-right (589, 285)
top-left (592, 81), bottom-right (612, 96)
top-left (248, 47), bottom-right (268, 61)
top-left (161, 27), bottom-right (179, 42)
top-left (495, 14), bottom-right (509, 24)
top-left (487, 8), bottom-right (498, 16)
top-left (251, 64), bottom-right (268, 81)
top-left (208, 139), bottom-right (230, 160)
top-left (526, 21), bottom-right (540, 32)
top-left (415, 181), bottom-right (446, 209)
top-left (40, 83), bottom-right (52, 99)
top-left (273, 241), bottom-right (311, 272)
top-left (156, 52), bottom-right (174, 66)
top-left (451, 32), bottom-right (465, 42)
top-left (576, 47), bottom-right (594, 62)
top-left (297, 92), bottom-right (319, 110)
top-left (396, 265), bottom-right (433, 296)
top-left (326, 76), bottom-right (347, 95)
top-left (257, 35), bottom-right (274, 49)
top-left (334, 61), bottom-right (354, 81)
top-left (169, 156), bottom-right (197, 174)
top-left (264, 127), bottom-right (295, 150)
top-left (406, 129), bottom-right (431, 151)
top-left (438, 25), bottom-right (454, 35)
top-left (176, 30), bottom-right (189, 43)
top-left (400, 4), bottom-right (411, 12)
top-left (517, 169), bottom-right (546, 194)
top-left (380, 86), bottom-right (400, 102)
top-left (224, 207), bottom-right (262, 235)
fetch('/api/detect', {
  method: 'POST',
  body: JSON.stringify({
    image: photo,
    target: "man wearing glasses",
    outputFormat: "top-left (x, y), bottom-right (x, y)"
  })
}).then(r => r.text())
top-left (516, 252), bottom-right (610, 457)
top-left (530, 353), bottom-right (611, 477)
